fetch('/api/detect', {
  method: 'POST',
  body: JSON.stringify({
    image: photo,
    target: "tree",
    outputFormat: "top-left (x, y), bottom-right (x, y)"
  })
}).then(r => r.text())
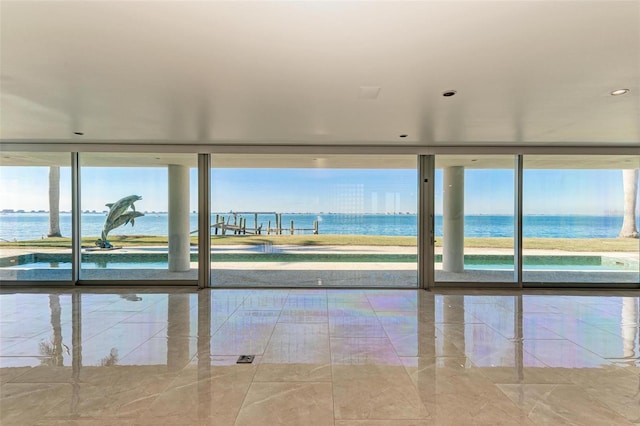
top-left (48, 166), bottom-right (62, 237)
top-left (619, 169), bottom-right (639, 238)
top-left (39, 294), bottom-right (68, 367)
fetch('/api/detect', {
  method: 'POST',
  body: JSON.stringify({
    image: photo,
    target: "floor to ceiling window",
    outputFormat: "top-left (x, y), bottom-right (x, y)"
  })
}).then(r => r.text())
top-left (210, 154), bottom-right (418, 287)
top-left (434, 155), bottom-right (516, 284)
top-left (79, 153), bottom-right (198, 282)
top-left (522, 155), bottom-right (639, 285)
top-left (1, 150), bottom-right (637, 289)
top-left (0, 152), bottom-right (73, 282)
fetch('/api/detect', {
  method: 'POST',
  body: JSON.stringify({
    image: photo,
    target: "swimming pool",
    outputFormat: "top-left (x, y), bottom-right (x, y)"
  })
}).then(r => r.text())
top-left (2, 252), bottom-right (636, 272)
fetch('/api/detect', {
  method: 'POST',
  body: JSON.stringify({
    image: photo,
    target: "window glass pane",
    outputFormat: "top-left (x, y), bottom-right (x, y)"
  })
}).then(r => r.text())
top-left (523, 155), bottom-right (640, 284)
top-left (0, 152), bottom-right (72, 282)
top-left (79, 153), bottom-right (198, 281)
top-left (210, 154), bottom-right (418, 287)
top-left (434, 155), bottom-right (516, 283)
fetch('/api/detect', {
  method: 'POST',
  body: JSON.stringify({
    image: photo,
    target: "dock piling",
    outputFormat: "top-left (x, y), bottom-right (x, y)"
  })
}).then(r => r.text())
top-left (210, 212), bottom-right (319, 236)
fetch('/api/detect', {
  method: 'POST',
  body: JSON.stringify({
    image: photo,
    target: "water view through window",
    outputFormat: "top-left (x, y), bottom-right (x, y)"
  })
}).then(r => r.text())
top-left (1, 152), bottom-right (637, 287)
top-left (434, 155), bottom-right (516, 283)
top-left (78, 153), bottom-right (199, 282)
top-left (210, 154), bottom-right (418, 287)
top-left (0, 152), bottom-right (72, 281)
top-left (522, 155), bottom-right (640, 284)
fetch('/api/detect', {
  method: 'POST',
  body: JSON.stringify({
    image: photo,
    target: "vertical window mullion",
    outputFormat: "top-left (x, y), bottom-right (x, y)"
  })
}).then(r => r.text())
top-left (198, 153), bottom-right (211, 289)
top-left (71, 152), bottom-right (80, 284)
top-left (514, 154), bottom-right (523, 287)
top-left (419, 155), bottom-right (435, 290)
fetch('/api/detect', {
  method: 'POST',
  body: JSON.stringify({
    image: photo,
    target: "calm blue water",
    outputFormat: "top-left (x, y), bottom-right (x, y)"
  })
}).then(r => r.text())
top-left (0, 213), bottom-right (635, 241)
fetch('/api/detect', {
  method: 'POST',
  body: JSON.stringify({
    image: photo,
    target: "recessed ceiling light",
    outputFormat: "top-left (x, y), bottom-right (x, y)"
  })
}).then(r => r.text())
top-left (442, 90), bottom-right (457, 97)
top-left (73, 132), bottom-right (84, 136)
top-left (610, 89), bottom-right (629, 96)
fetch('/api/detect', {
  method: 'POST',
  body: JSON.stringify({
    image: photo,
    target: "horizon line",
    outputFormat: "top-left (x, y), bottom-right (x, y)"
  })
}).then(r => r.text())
top-left (0, 211), bottom-right (634, 217)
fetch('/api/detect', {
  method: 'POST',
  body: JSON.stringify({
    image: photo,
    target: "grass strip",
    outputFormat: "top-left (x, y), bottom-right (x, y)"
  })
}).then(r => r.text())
top-left (0, 235), bottom-right (638, 252)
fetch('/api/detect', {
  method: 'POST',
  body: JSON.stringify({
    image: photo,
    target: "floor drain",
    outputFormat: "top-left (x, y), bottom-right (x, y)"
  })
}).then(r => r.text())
top-left (237, 355), bottom-right (255, 364)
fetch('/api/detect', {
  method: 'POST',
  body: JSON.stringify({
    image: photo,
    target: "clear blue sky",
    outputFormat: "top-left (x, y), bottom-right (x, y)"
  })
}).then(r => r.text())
top-left (0, 166), bottom-right (637, 216)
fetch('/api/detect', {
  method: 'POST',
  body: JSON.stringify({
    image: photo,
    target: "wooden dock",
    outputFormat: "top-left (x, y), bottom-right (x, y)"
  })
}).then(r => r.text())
top-left (211, 212), bottom-right (318, 236)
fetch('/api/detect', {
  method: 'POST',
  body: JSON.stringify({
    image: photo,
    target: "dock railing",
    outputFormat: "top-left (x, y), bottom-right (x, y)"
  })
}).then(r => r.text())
top-left (211, 212), bottom-right (318, 236)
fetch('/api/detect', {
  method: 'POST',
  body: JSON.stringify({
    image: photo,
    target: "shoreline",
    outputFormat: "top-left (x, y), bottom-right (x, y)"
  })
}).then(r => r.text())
top-left (1, 235), bottom-right (638, 252)
top-left (2, 213), bottom-right (638, 242)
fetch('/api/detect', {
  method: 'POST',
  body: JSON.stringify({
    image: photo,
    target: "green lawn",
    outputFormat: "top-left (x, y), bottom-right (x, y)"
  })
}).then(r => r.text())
top-left (0, 235), bottom-right (638, 252)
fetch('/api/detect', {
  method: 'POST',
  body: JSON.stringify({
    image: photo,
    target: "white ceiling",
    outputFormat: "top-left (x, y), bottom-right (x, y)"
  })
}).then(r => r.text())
top-left (1, 1), bottom-right (639, 147)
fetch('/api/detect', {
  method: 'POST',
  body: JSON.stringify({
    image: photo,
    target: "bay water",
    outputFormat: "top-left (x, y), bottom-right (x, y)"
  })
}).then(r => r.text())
top-left (0, 212), bottom-right (632, 241)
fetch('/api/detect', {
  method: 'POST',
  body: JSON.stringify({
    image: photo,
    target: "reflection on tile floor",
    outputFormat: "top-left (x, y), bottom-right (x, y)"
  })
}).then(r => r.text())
top-left (1, 289), bottom-right (639, 425)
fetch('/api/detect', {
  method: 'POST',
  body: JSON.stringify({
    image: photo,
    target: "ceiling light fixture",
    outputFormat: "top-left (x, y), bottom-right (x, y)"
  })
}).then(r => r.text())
top-left (442, 90), bottom-right (457, 97)
top-left (610, 89), bottom-right (629, 96)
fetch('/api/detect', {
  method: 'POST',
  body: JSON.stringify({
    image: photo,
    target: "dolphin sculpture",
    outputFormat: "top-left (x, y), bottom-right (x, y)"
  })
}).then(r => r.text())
top-left (102, 211), bottom-right (144, 239)
top-left (97, 195), bottom-right (143, 248)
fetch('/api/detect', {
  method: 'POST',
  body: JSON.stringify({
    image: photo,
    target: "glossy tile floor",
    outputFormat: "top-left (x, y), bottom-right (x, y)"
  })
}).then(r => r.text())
top-left (1, 288), bottom-right (639, 425)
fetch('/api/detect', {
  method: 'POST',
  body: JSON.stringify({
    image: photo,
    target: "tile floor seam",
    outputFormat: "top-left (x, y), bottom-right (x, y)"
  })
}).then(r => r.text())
top-left (529, 337), bottom-right (614, 368)
top-left (208, 290), bottom-right (256, 340)
top-left (323, 291), bottom-right (338, 426)
top-left (232, 289), bottom-right (291, 425)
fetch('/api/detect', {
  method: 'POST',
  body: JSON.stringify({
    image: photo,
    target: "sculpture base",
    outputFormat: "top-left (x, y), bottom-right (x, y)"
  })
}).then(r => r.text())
top-left (84, 246), bottom-right (122, 252)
